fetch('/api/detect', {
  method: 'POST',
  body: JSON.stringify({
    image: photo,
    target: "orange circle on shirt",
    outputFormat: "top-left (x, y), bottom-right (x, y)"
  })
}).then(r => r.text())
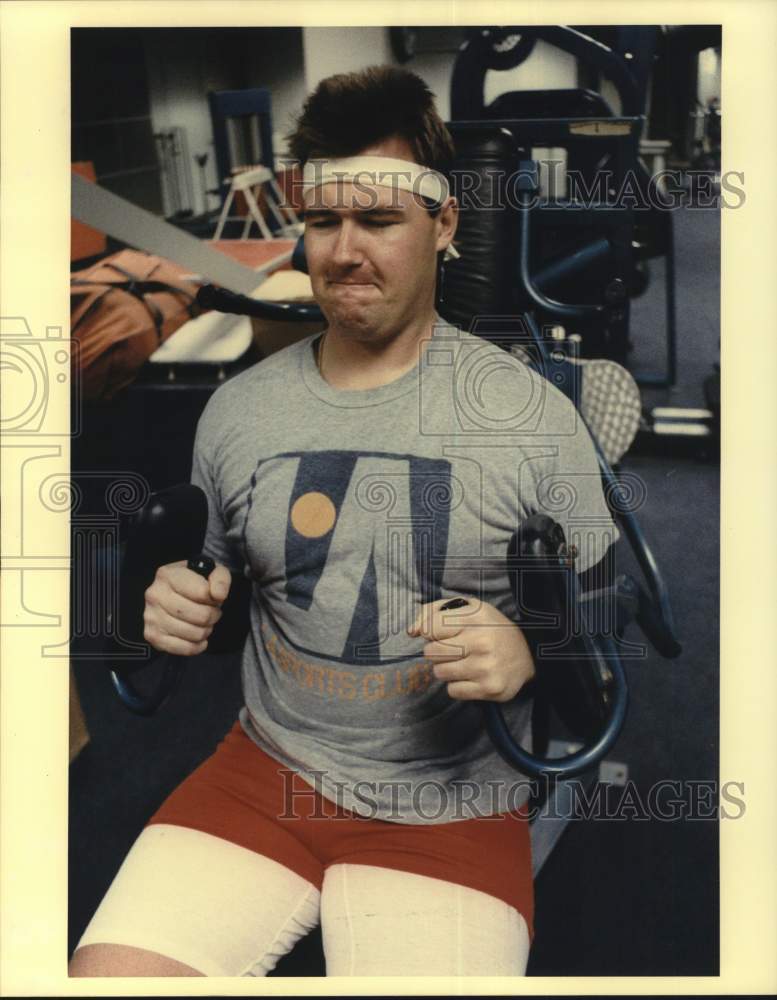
top-left (290, 491), bottom-right (337, 538)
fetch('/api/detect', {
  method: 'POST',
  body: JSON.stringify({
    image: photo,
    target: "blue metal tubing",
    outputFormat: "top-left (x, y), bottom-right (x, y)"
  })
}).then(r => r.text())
top-left (523, 312), bottom-right (681, 657)
top-left (110, 661), bottom-right (180, 716)
top-left (481, 635), bottom-right (628, 780)
top-left (532, 238), bottom-right (611, 294)
top-left (596, 469), bottom-right (682, 658)
top-left (518, 196), bottom-right (606, 320)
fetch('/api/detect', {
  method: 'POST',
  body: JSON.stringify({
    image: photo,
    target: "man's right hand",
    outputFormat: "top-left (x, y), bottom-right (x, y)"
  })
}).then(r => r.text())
top-left (143, 560), bottom-right (232, 656)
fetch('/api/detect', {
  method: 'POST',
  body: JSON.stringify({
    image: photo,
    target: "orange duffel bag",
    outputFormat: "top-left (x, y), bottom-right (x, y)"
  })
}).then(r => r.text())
top-left (70, 249), bottom-right (203, 401)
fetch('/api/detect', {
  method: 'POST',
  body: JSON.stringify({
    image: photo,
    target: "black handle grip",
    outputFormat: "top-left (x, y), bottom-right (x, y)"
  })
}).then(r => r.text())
top-left (111, 486), bottom-right (211, 716)
top-left (196, 284), bottom-right (324, 322)
top-left (185, 553), bottom-right (252, 655)
top-left (187, 554), bottom-right (216, 579)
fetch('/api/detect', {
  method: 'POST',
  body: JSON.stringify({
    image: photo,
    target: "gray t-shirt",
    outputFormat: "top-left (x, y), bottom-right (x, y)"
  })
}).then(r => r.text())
top-left (191, 322), bottom-right (619, 823)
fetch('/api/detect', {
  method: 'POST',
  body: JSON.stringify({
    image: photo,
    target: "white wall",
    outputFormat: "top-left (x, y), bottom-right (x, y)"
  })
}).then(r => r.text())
top-left (145, 31), bottom-right (236, 215)
top-left (302, 27), bottom-right (394, 94)
top-left (407, 51), bottom-right (456, 120)
top-left (144, 28), bottom-right (306, 213)
top-left (301, 29), bottom-right (577, 124)
top-left (483, 40), bottom-right (578, 105)
top-left (241, 29), bottom-right (306, 161)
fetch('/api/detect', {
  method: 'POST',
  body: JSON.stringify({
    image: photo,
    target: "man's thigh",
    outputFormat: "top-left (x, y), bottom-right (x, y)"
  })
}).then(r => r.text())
top-left (320, 863), bottom-right (530, 976)
top-left (72, 824), bottom-right (321, 976)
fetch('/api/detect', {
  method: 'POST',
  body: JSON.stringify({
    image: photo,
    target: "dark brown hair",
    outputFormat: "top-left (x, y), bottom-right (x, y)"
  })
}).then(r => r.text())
top-left (287, 65), bottom-right (455, 177)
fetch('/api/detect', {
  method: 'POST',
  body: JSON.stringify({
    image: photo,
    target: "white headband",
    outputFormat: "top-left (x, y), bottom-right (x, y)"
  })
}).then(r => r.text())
top-left (302, 155), bottom-right (450, 203)
top-left (301, 155), bottom-right (459, 259)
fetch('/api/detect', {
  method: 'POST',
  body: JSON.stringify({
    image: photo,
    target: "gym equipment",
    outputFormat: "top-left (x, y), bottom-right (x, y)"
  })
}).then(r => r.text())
top-left (206, 87), bottom-right (303, 242)
top-left (656, 26), bottom-right (722, 167)
top-left (154, 127), bottom-right (195, 220)
top-left (107, 481), bottom-right (649, 778)
top-left (484, 514), bottom-right (629, 780)
top-left (70, 249), bottom-right (202, 402)
top-left (450, 26), bottom-right (673, 384)
top-left (208, 88), bottom-right (276, 208)
top-left (109, 294), bottom-right (680, 781)
top-left (110, 484), bottom-right (208, 715)
top-left (71, 172), bottom-right (285, 296)
top-left (477, 315), bottom-right (681, 778)
top-left (101, 116), bottom-right (682, 779)
top-left (638, 404), bottom-right (718, 458)
top-left (109, 483), bottom-right (250, 715)
top-left (440, 111), bottom-right (718, 457)
top-left (510, 336), bottom-right (642, 467)
top-left (196, 280), bottom-right (323, 324)
top-left (212, 164), bottom-right (303, 241)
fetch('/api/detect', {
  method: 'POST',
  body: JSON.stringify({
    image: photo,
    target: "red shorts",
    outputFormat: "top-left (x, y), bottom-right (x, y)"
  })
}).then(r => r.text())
top-left (148, 720), bottom-right (534, 938)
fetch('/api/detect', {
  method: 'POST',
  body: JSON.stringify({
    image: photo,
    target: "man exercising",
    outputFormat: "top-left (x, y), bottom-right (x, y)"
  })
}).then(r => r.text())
top-left (70, 66), bottom-right (617, 977)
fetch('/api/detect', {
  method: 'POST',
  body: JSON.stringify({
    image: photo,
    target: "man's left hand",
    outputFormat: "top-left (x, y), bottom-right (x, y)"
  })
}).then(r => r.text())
top-left (407, 597), bottom-right (536, 702)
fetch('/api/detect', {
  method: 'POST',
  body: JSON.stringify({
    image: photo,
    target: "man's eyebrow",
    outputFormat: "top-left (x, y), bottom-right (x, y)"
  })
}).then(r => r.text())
top-left (358, 205), bottom-right (406, 215)
top-left (302, 205), bottom-right (406, 219)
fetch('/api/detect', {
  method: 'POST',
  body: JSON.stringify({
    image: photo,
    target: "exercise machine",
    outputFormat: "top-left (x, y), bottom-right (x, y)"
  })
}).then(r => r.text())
top-left (447, 26), bottom-right (719, 454)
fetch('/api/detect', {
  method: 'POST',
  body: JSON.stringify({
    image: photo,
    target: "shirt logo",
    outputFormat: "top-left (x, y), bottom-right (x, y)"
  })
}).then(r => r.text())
top-left (245, 450), bottom-right (454, 665)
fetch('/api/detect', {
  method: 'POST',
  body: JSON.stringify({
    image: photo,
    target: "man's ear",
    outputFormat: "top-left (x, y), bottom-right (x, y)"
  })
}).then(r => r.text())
top-left (435, 196), bottom-right (459, 255)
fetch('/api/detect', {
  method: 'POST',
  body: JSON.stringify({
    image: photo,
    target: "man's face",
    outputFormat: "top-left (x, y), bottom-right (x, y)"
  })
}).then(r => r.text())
top-left (302, 136), bottom-right (457, 342)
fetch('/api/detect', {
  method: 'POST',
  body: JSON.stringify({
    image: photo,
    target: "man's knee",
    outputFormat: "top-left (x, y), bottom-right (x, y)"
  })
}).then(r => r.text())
top-left (68, 942), bottom-right (204, 977)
